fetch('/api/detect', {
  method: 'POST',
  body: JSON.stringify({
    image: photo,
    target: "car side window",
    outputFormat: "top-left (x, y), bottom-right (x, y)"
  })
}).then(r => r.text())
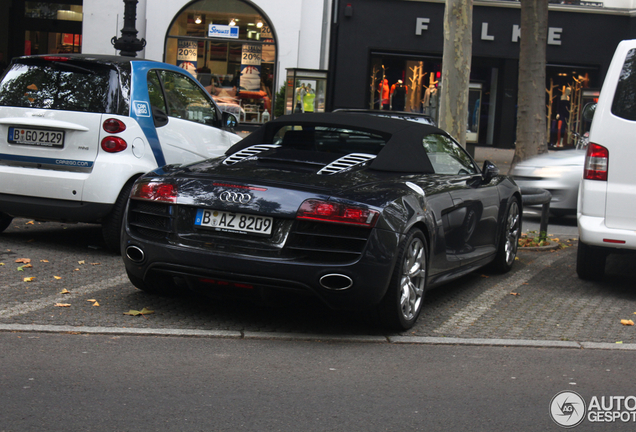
top-left (147, 70), bottom-right (167, 113)
top-left (157, 70), bottom-right (218, 125)
top-left (422, 134), bottom-right (477, 175)
top-left (612, 48), bottom-right (636, 121)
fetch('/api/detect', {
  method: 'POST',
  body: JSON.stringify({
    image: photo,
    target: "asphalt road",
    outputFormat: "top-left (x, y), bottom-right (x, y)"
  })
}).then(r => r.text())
top-left (2, 332), bottom-right (636, 431)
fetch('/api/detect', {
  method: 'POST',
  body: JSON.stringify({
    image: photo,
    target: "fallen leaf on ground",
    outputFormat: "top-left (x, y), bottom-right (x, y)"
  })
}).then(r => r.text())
top-left (26, 220), bottom-right (34, 225)
top-left (40, 259), bottom-right (49, 263)
top-left (15, 258), bottom-right (31, 263)
top-left (510, 292), bottom-right (520, 296)
top-left (620, 319), bottom-right (634, 326)
top-left (54, 303), bottom-right (71, 307)
top-left (73, 268), bottom-right (80, 271)
top-left (91, 263), bottom-right (100, 266)
top-left (92, 302), bottom-right (100, 307)
top-left (23, 276), bottom-right (35, 282)
top-left (0, 263), bottom-right (5, 266)
top-left (60, 289), bottom-right (70, 294)
top-left (87, 299), bottom-right (97, 302)
top-left (124, 308), bottom-right (154, 317)
top-left (54, 276), bottom-right (62, 280)
top-left (78, 260), bottom-right (85, 265)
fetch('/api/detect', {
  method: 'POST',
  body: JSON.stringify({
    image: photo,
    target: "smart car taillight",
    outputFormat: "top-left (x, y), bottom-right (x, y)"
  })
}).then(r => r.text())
top-left (103, 118), bottom-right (126, 133)
top-left (101, 136), bottom-right (127, 153)
top-left (583, 143), bottom-right (609, 181)
top-left (131, 180), bottom-right (177, 203)
top-left (296, 199), bottom-right (379, 227)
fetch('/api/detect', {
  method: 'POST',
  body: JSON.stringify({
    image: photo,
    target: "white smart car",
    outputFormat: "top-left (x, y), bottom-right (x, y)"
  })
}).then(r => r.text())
top-left (0, 54), bottom-right (241, 251)
top-left (577, 39), bottom-right (636, 279)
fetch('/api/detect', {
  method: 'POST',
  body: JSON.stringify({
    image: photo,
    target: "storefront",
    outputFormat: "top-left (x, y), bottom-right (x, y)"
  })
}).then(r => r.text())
top-left (328, 0), bottom-right (636, 148)
top-left (2, 0), bottom-right (83, 63)
top-left (77, 0), bottom-right (330, 124)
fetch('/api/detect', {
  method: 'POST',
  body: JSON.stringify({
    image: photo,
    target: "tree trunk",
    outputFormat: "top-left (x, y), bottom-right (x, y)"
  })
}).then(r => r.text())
top-left (510, 0), bottom-right (549, 171)
top-left (439, 0), bottom-right (473, 147)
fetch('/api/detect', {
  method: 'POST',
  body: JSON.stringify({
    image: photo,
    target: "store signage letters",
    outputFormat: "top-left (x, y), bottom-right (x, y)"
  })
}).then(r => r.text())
top-left (415, 18), bottom-right (563, 45)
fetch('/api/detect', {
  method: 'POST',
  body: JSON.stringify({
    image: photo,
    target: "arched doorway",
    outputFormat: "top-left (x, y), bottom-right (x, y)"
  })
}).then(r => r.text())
top-left (165, 0), bottom-right (276, 123)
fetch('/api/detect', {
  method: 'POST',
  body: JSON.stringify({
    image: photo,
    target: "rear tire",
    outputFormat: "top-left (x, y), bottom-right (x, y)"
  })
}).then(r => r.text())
top-left (576, 241), bottom-right (607, 280)
top-left (378, 228), bottom-right (427, 331)
top-left (102, 181), bottom-right (135, 253)
top-left (0, 212), bottom-right (13, 232)
top-left (491, 197), bottom-right (521, 273)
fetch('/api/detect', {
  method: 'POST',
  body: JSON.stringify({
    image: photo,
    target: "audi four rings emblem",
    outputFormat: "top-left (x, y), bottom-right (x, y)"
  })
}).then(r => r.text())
top-left (219, 191), bottom-right (252, 203)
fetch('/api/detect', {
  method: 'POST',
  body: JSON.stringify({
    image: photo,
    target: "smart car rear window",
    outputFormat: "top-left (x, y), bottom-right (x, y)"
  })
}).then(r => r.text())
top-left (0, 59), bottom-right (127, 115)
top-left (611, 48), bottom-right (636, 121)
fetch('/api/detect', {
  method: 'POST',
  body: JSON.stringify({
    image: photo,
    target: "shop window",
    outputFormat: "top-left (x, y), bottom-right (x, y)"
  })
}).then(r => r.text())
top-left (165, 0), bottom-right (276, 123)
top-left (546, 65), bottom-right (599, 148)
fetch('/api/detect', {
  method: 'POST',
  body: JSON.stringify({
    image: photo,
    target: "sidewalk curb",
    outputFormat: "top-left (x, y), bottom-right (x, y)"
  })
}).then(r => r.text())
top-left (1, 323), bottom-right (634, 350)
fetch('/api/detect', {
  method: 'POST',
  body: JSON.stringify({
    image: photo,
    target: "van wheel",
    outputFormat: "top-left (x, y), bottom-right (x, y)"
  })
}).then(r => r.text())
top-left (102, 181), bottom-right (135, 253)
top-left (576, 241), bottom-right (607, 280)
top-left (0, 212), bottom-right (13, 232)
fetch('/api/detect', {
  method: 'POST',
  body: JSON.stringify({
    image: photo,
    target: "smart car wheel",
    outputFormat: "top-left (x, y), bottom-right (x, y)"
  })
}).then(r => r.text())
top-left (492, 197), bottom-right (521, 273)
top-left (379, 228), bottom-right (427, 331)
top-left (0, 212), bottom-right (13, 233)
top-left (576, 241), bottom-right (607, 281)
top-left (102, 180), bottom-right (135, 253)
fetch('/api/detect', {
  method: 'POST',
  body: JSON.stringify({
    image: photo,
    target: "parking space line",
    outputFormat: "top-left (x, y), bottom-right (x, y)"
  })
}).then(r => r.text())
top-left (0, 273), bottom-right (129, 318)
top-left (432, 252), bottom-right (562, 335)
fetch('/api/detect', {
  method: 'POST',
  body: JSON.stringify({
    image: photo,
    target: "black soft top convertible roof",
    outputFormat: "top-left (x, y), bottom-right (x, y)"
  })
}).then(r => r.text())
top-left (226, 112), bottom-right (451, 173)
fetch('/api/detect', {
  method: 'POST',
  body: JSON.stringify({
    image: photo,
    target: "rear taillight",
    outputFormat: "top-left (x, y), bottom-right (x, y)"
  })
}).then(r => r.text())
top-left (101, 136), bottom-right (127, 153)
top-left (297, 199), bottom-right (379, 227)
top-left (103, 118), bottom-right (126, 133)
top-left (583, 143), bottom-right (609, 181)
top-left (131, 180), bottom-right (177, 203)
top-left (42, 56), bottom-right (68, 61)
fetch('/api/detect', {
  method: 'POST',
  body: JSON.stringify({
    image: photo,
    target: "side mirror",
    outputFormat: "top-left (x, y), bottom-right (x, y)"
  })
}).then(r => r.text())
top-left (222, 112), bottom-right (238, 130)
top-left (582, 102), bottom-right (596, 122)
top-left (482, 160), bottom-right (499, 183)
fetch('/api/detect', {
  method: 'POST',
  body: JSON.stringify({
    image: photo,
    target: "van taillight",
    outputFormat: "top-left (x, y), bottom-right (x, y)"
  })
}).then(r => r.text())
top-left (101, 136), bottom-right (127, 153)
top-left (583, 143), bottom-right (609, 181)
top-left (103, 118), bottom-right (126, 133)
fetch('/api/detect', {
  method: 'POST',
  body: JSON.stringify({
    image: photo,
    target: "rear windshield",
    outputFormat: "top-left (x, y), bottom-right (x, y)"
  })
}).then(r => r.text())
top-left (0, 59), bottom-right (128, 115)
top-left (612, 48), bottom-right (636, 121)
top-left (271, 125), bottom-right (388, 155)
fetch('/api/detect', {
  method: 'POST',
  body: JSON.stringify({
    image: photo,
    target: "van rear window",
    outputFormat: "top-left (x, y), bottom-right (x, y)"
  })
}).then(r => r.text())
top-left (612, 48), bottom-right (636, 121)
top-left (0, 60), bottom-right (127, 115)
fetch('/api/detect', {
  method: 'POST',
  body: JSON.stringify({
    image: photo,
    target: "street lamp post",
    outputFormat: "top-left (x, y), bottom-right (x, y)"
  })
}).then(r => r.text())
top-left (111, 0), bottom-right (146, 57)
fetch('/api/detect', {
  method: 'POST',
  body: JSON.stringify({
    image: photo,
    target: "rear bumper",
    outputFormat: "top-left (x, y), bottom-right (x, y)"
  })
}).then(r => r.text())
top-left (0, 192), bottom-right (112, 223)
top-left (578, 214), bottom-right (636, 250)
top-left (122, 231), bottom-right (399, 311)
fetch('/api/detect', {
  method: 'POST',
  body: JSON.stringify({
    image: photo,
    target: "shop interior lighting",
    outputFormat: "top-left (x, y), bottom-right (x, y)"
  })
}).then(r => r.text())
top-left (194, 15), bottom-right (202, 24)
top-left (229, 18), bottom-right (236, 26)
top-left (256, 21), bottom-right (263, 28)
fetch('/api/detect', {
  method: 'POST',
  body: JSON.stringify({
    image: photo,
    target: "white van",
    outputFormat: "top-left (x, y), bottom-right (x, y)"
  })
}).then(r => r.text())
top-left (577, 39), bottom-right (636, 279)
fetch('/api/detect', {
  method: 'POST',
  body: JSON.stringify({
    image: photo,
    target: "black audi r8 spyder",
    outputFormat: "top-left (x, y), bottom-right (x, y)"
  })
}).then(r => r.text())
top-left (121, 112), bottom-right (521, 330)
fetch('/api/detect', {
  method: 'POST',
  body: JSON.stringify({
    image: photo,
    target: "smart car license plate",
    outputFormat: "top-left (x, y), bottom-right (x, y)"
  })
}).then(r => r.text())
top-left (8, 127), bottom-right (65, 147)
top-left (195, 209), bottom-right (273, 235)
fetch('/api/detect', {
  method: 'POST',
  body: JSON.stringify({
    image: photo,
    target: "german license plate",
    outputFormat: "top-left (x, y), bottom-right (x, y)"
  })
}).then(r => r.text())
top-left (8, 127), bottom-right (65, 147)
top-left (195, 209), bottom-right (273, 235)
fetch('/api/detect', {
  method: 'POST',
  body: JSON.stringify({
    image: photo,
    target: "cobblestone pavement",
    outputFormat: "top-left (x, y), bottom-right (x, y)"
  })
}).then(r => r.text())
top-left (1, 218), bottom-right (636, 343)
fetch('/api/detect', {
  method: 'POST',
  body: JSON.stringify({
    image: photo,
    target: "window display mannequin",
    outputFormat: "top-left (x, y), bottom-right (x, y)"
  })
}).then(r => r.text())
top-left (295, 83), bottom-right (306, 113)
top-left (303, 84), bottom-right (316, 113)
top-left (390, 79), bottom-right (407, 111)
top-left (378, 78), bottom-right (390, 110)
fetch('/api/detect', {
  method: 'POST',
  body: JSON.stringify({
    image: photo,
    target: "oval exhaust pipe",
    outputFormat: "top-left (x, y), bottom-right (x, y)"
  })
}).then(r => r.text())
top-left (319, 274), bottom-right (353, 290)
top-left (126, 245), bottom-right (145, 263)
